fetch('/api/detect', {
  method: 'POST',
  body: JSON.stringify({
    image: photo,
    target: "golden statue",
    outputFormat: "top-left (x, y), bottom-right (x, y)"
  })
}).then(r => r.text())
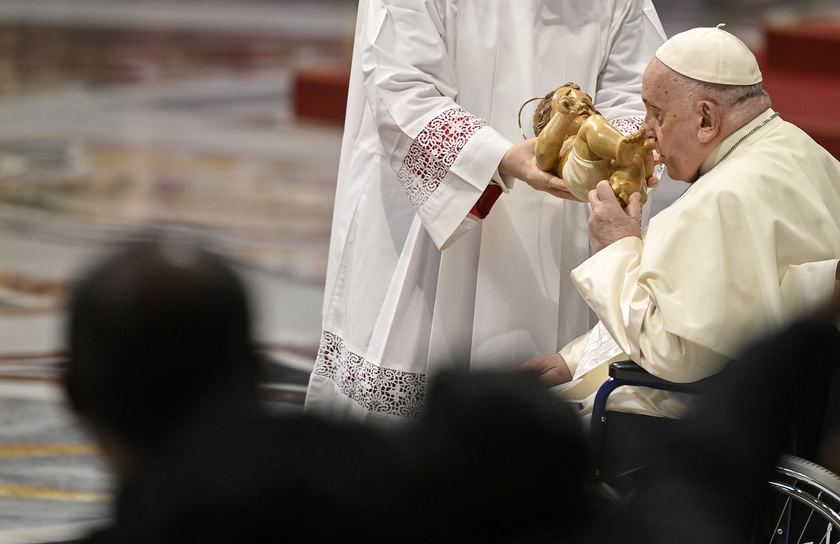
top-left (531, 83), bottom-right (655, 206)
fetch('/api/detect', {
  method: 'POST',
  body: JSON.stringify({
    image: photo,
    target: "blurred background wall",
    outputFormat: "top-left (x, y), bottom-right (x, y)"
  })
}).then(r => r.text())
top-left (0, 0), bottom-right (835, 361)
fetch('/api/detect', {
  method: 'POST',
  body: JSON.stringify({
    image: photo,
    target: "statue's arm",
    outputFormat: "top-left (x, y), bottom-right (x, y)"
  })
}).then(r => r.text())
top-left (535, 112), bottom-right (575, 172)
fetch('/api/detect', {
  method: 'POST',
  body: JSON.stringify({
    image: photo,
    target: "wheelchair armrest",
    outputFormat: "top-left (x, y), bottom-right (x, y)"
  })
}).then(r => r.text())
top-left (591, 361), bottom-right (726, 486)
top-left (592, 360), bottom-right (705, 447)
top-left (608, 360), bottom-right (720, 392)
top-left (591, 360), bottom-right (696, 483)
top-left (608, 360), bottom-right (676, 387)
top-left (592, 360), bottom-right (696, 420)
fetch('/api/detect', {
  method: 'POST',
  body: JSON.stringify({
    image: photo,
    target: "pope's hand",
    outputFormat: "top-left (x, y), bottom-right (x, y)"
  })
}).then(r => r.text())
top-left (511, 353), bottom-right (572, 387)
top-left (588, 179), bottom-right (642, 253)
top-left (499, 138), bottom-right (583, 201)
top-left (646, 151), bottom-right (663, 189)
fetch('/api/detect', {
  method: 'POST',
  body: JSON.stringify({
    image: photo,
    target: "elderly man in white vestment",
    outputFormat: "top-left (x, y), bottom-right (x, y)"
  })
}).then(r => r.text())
top-left (304, 0), bottom-right (668, 423)
top-left (520, 25), bottom-right (840, 418)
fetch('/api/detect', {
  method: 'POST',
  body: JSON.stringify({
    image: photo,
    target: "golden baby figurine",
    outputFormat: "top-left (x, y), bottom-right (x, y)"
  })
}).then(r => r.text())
top-left (532, 82), bottom-right (655, 206)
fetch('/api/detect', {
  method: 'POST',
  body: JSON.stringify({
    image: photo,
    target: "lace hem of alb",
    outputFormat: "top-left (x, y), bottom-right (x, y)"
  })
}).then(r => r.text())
top-left (398, 107), bottom-right (489, 212)
top-left (313, 331), bottom-right (426, 418)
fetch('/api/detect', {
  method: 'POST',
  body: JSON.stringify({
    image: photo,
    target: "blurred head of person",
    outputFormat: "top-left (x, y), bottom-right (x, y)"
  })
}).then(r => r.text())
top-left (63, 235), bottom-right (258, 475)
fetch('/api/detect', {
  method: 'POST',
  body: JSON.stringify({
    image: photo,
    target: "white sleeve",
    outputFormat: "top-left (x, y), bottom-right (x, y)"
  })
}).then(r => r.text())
top-left (594, 0), bottom-right (666, 120)
top-left (361, 0), bottom-right (513, 249)
top-left (570, 236), bottom-right (730, 383)
top-left (779, 260), bottom-right (839, 319)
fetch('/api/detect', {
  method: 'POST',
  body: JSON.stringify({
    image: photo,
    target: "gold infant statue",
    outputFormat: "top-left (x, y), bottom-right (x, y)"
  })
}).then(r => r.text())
top-left (532, 82), bottom-right (655, 206)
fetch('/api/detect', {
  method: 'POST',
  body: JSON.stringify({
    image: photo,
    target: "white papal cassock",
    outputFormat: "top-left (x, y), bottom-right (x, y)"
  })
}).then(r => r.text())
top-left (305, 0), bottom-right (667, 423)
top-left (557, 110), bottom-right (840, 418)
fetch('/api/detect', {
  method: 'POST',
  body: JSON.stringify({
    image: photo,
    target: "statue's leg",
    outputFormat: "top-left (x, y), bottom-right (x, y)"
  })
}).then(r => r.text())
top-left (610, 157), bottom-right (648, 207)
top-left (614, 128), bottom-right (649, 167)
top-left (641, 139), bottom-right (656, 179)
top-left (573, 117), bottom-right (614, 161)
top-left (575, 117), bottom-right (648, 167)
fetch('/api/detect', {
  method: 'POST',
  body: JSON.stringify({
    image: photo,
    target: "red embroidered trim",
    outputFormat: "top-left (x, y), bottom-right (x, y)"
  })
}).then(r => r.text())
top-left (609, 115), bottom-right (645, 136)
top-left (312, 331), bottom-right (426, 418)
top-left (398, 108), bottom-right (489, 211)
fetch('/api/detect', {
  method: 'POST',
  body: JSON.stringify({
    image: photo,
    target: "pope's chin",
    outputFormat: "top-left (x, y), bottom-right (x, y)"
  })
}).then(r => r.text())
top-left (674, 173), bottom-right (701, 184)
top-left (661, 161), bottom-right (697, 184)
top-left (680, 167), bottom-right (702, 184)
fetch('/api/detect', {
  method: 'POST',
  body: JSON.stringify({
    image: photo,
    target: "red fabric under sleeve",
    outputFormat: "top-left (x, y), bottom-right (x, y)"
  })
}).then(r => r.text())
top-left (469, 184), bottom-right (503, 219)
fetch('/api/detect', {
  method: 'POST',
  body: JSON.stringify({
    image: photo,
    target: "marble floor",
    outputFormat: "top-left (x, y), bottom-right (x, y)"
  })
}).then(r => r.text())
top-left (0, 0), bottom-right (835, 541)
top-left (0, 1), bottom-right (355, 541)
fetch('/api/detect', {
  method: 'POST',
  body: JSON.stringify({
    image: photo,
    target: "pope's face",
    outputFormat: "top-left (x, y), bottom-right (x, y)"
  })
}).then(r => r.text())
top-left (641, 60), bottom-right (706, 183)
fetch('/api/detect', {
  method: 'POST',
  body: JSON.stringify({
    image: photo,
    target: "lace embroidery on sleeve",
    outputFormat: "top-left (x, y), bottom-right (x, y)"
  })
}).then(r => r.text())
top-left (609, 115), bottom-right (644, 136)
top-left (313, 331), bottom-right (426, 418)
top-left (398, 107), bottom-right (489, 212)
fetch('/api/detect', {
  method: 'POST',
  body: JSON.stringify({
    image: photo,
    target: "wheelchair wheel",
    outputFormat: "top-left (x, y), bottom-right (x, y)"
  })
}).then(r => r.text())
top-left (759, 454), bottom-right (840, 544)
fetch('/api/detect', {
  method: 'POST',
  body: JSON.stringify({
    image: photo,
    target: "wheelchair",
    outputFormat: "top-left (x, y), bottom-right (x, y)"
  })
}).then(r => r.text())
top-left (590, 360), bottom-right (840, 544)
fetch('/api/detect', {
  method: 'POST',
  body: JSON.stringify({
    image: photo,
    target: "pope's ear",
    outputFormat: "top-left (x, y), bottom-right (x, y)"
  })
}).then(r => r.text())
top-left (697, 100), bottom-right (721, 143)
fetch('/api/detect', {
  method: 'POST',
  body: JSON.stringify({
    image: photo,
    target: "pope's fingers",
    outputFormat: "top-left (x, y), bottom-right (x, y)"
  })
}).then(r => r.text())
top-left (625, 192), bottom-right (643, 220)
top-left (587, 187), bottom-right (600, 207)
top-left (588, 179), bottom-right (615, 207)
top-left (596, 179), bottom-right (616, 199)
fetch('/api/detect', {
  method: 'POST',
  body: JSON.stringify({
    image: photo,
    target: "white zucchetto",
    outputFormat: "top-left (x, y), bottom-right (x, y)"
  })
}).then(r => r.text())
top-left (655, 24), bottom-right (762, 85)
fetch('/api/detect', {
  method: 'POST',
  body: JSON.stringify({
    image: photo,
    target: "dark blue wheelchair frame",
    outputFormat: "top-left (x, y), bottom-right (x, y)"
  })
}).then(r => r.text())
top-left (589, 360), bottom-right (840, 543)
top-left (589, 359), bottom-right (704, 477)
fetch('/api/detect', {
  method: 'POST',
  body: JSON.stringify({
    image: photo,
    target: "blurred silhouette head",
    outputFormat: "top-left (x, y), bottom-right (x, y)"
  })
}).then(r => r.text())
top-left (64, 236), bottom-right (257, 462)
top-left (402, 370), bottom-right (594, 542)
